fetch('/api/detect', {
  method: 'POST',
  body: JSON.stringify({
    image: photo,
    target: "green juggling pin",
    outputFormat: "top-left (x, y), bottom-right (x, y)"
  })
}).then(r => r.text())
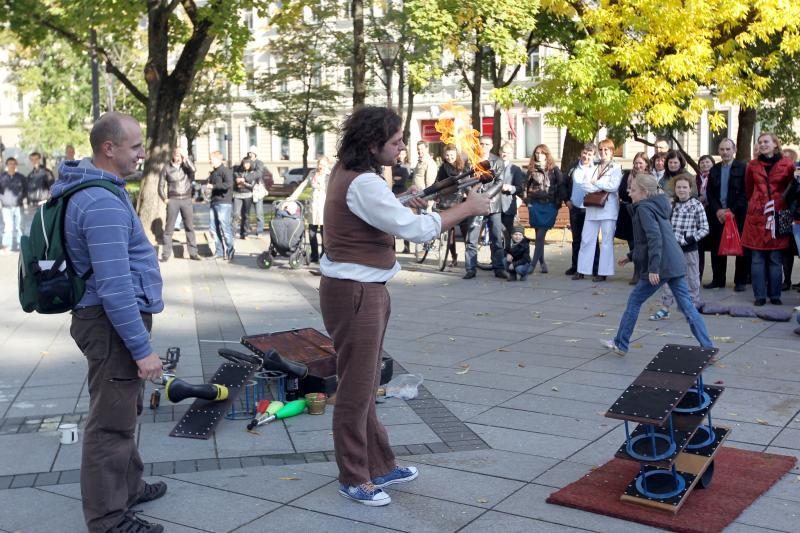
top-left (260, 399), bottom-right (307, 425)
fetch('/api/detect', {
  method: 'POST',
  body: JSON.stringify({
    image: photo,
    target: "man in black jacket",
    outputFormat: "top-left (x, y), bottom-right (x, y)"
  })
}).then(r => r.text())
top-left (207, 151), bottom-right (234, 260)
top-left (705, 138), bottom-right (749, 291)
top-left (159, 148), bottom-right (199, 262)
top-left (498, 142), bottom-right (525, 246)
top-left (26, 152), bottom-right (55, 207)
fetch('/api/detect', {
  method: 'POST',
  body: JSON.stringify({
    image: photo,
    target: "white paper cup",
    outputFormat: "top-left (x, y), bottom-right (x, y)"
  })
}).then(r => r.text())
top-left (58, 423), bottom-right (79, 445)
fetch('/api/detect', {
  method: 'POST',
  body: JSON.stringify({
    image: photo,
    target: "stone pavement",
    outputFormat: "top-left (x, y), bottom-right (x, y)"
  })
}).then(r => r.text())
top-left (1, 211), bottom-right (799, 532)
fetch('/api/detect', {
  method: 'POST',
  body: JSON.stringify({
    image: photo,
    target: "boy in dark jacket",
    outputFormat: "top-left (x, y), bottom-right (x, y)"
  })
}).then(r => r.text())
top-left (505, 226), bottom-right (533, 281)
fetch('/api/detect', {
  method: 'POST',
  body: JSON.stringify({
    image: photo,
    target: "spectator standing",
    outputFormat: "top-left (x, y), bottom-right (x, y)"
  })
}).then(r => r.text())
top-left (695, 154), bottom-right (715, 280)
top-left (497, 142), bottom-right (525, 246)
top-left (412, 141), bottom-right (438, 193)
top-left (602, 173), bottom-right (713, 356)
top-left (26, 152), bottom-right (55, 207)
top-left (706, 138), bottom-right (749, 290)
top-left (524, 143), bottom-right (563, 274)
top-left (246, 146), bottom-right (270, 235)
top-left (464, 136), bottom-right (505, 279)
top-left (651, 152), bottom-right (667, 185)
top-left (742, 133), bottom-right (794, 305)
top-left (0, 157), bottom-right (25, 252)
top-left (564, 143), bottom-right (599, 278)
top-left (435, 144), bottom-right (472, 268)
top-left (660, 149), bottom-right (689, 194)
top-left (233, 157), bottom-right (258, 239)
top-left (650, 174), bottom-right (709, 320)
top-left (53, 112), bottom-right (167, 533)
top-left (392, 148), bottom-right (413, 253)
top-left (617, 152), bottom-right (650, 284)
top-left (578, 138), bottom-right (622, 282)
top-left (158, 148), bottom-right (199, 262)
top-left (308, 156), bottom-right (332, 263)
top-left (780, 148), bottom-right (799, 289)
top-left (207, 151), bottom-right (234, 260)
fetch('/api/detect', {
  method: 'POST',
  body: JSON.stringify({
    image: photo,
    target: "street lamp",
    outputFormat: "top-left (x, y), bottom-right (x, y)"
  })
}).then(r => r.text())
top-left (373, 41), bottom-right (400, 110)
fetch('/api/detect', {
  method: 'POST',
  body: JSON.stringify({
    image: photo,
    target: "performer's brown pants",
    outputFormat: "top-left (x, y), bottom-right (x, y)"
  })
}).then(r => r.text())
top-left (319, 276), bottom-right (396, 486)
top-left (70, 306), bottom-right (151, 533)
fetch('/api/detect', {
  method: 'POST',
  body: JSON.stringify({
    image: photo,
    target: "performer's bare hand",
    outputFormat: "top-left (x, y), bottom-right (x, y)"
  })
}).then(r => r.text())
top-left (407, 196), bottom-right (428, 210)
top-left (136, 353), bottom-right (163, 381)
top-left (464, 187), bottom-right (491, 216)
top-left (649, 273), bottom-right (660, 286)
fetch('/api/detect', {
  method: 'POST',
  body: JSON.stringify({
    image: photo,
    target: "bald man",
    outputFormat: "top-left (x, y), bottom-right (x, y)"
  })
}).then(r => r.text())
top-left (51, 112), bottom-right (166, 533)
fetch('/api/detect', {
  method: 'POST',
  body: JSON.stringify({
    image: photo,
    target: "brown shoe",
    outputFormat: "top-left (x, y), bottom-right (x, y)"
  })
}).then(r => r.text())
top-left (572, 273), bottom-right (585, 280)
top-left (592, 275), bottom-right (607, 282)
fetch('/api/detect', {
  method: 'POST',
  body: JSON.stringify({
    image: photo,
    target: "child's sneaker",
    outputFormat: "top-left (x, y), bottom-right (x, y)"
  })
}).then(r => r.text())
top-left (338, 482), bottom-right (391, 506)
top-left (599, 338), bottom-right (626, 356)
top-left (371, 465), bottom-right (419, 488)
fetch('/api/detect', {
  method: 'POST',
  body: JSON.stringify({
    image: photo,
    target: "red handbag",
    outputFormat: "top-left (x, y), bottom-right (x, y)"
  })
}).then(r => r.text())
top-left (718, 212), bottom-right (743, 256)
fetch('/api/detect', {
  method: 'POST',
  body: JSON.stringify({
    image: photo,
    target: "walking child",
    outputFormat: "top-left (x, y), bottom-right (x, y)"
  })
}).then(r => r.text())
top-left (650, 173), bottom-right (709, 320)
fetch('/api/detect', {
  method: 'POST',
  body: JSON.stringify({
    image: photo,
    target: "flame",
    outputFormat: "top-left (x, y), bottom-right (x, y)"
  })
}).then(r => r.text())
top-left (434, 102), bottom-right (490, 176)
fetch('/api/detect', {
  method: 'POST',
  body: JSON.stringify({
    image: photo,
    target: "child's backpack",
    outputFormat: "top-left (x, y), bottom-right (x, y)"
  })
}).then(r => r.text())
top-left (19, 180), bottom-right (125, 313)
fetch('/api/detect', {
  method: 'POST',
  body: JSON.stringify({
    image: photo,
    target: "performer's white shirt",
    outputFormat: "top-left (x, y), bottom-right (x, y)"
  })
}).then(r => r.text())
top-left (320, 172), bottom-right (442, 282)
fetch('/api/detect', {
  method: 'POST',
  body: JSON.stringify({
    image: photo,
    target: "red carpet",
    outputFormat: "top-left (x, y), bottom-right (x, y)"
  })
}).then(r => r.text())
top-left (546, 447), bottom-right (796, 533)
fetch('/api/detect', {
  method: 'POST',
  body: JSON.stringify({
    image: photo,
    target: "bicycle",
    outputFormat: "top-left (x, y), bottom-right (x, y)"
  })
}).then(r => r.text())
top-left (474, 216), bottom-right (494, 271)
top-left (414, 231), bottom-right (449, 271)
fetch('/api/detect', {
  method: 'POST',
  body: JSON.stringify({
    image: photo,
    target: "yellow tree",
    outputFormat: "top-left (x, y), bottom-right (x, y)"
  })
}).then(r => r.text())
top-left (495, 0), bottom-right (800, 164)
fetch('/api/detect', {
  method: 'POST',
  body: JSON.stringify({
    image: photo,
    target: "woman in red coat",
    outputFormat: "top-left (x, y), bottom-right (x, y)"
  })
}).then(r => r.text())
top-left (741, 133), bottom-right (795, 305)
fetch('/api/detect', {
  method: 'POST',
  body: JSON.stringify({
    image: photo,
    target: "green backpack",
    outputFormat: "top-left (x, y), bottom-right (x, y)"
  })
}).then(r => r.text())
top-left (19, 180), bottom-right (125, 314)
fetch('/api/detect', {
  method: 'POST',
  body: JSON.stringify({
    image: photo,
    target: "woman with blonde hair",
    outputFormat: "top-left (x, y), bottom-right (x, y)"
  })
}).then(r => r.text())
top-left (525, 143), bottom-right (564, 273)
top-left (602, 173), bottom-right (713, 355)
top-left (578, 138), bottom-right (622, 282)
top-left (308, 155), bottom-right (332, 262)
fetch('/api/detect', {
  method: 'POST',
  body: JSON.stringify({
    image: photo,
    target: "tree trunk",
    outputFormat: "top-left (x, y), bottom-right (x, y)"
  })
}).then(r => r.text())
top-left (302, 137), bottom-right (309, 173)
top-left (403, 82), bottom-right (415, 146)
top-left (138, 83), bottom-right (182, 244)
top-left (397, 57), bottom-right (405, 118)
top-left (471, 43), bottom-right (483, 134)
top-left (560, 129), bottom-right (584, 174)
top-left (736, 106), bottom-right (757, 162)
top-left (492, 106), bottom-right (502, 150)
top-left (351, 0), bottom-right (366, 109)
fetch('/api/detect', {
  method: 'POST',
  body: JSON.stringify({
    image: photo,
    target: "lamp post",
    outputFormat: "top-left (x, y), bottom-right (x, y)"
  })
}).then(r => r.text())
top-left (373, 41), bottom-right (400, 110)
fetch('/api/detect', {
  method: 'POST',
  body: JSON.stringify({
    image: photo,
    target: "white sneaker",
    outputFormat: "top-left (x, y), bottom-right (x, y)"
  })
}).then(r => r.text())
top-left (599, 338), bottom-right (626, 356)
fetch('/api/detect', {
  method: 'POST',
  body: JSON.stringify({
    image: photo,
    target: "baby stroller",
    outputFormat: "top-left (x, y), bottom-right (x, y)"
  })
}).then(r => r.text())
top-left (257, 200), bottom-right (310, 269)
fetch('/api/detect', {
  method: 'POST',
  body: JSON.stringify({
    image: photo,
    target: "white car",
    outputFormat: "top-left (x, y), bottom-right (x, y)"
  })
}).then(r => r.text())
top-left (282, 167), bottom-right (310, 186)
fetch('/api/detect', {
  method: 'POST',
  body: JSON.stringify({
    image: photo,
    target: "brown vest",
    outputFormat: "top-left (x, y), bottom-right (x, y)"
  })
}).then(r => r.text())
top-left (323, 165), bottom-right (396, 269)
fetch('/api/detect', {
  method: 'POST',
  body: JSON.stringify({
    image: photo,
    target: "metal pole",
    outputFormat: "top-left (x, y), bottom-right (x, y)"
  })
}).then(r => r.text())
top-left (90, 29), bottom-right (100, 120)
top-left (385, 67), bottom-right (393, 110)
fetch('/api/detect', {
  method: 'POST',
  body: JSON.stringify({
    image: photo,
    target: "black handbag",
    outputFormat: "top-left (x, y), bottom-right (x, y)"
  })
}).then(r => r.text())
top-left (765, 177), bottom-right (793, 236)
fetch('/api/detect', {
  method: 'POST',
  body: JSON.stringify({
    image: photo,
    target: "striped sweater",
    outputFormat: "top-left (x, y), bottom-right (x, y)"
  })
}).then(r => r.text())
top-left (52, 159), bottom-right (163, 360)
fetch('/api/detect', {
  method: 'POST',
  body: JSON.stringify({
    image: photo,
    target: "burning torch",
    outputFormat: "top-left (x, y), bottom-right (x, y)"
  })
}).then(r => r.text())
top-left (397, 160), bottom-right (501, 206)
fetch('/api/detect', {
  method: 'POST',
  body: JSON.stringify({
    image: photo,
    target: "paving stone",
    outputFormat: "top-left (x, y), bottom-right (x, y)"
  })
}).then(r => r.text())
top-left (734, 494), bottom-right (800, 531)
top-left (235, 506), bottom-right (389, 532)
top-left (10, 474), bottom-right (36, 489)
top-left (0, 486), bottom-right (86, 532)
top-left (58, 469), bottom-right (80, 485)
top-left (239, 456), bottom-right (264, 468)
top-left (0, 433), bottom-right (60, 476)
top-left (151, 461), bottom-right (175, 475)
top-left (196, 458), bottom-right (219, 472)
top-left (219, 457), bottom-right (242, 470)
top-left (0, 475), bottom-right (12, 489)
top-left (304, 452), bottom-right (327, 463)
top-left (468, 407), bottom-right (618, 440)
top-left (460, 510), bottom-right (586, 532)
top-left (292, 484), bottom-right (485, 532)
top-left (137, 422), bottom-right (216, 463)
top-left (33, 472), bottom-right (61, 487)
top-left (467, 424), bottom-right (590, 460)
top-left (173, 460), bottom-right (197, 474)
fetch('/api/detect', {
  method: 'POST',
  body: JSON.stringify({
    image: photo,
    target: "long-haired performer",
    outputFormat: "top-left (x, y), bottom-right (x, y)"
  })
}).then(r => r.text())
top-left (319, 106), bottom-right (490, 506)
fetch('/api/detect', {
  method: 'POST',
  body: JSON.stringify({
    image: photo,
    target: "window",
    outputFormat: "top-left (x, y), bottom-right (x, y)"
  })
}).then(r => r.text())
top-left (524, 116), bottom-right (541, 157)
top-left (215, 127), bottom-right (226, 154)
top-left (280, 137), bottom-right (290, 160)
top-left (525, 48), bottom-right (540, 78)
top-left (708, 111), bottom-right (730, 155)
top-left (248, 126), bottom-right (258, 150)
top-left (342, 67), bottom-right (352, 88)
top-left (243, 9), bottom-right (254, 30)
top-left (315, 132), bottom-right (324, 157)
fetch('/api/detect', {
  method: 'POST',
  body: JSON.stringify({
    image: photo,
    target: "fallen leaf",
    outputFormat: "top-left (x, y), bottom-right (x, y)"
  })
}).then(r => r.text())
top-left (279, 476), bottom-right (300, 480)
top-left (631, 342), bottom-right (643, 349)
top-left (712, 336), bottom-right (734, 343)
top-left (714, 380), bottom-right (725, 385)
top-left (40, 351), bottom-right (48, 356)
top-left (552, 321), bottom-right (563, 325)
top-left (565, 339), bottom-right (581, 343)
top-left (517, 363), bottom-right (526, 368)
top-left (448, 337), bottom-right (456, 342)
top-left (594, 312), bottom-right (607, 317)
top-left (551, 386), bottom-right (559, 392)
top-left (456, 365), bottom-right (470, 375)
top-left (477, 498), bottom-right (489, 503)
top-left (755, 419), bottom-right (769, 425)
top-left (497, 348), bottom-right (510, 352)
